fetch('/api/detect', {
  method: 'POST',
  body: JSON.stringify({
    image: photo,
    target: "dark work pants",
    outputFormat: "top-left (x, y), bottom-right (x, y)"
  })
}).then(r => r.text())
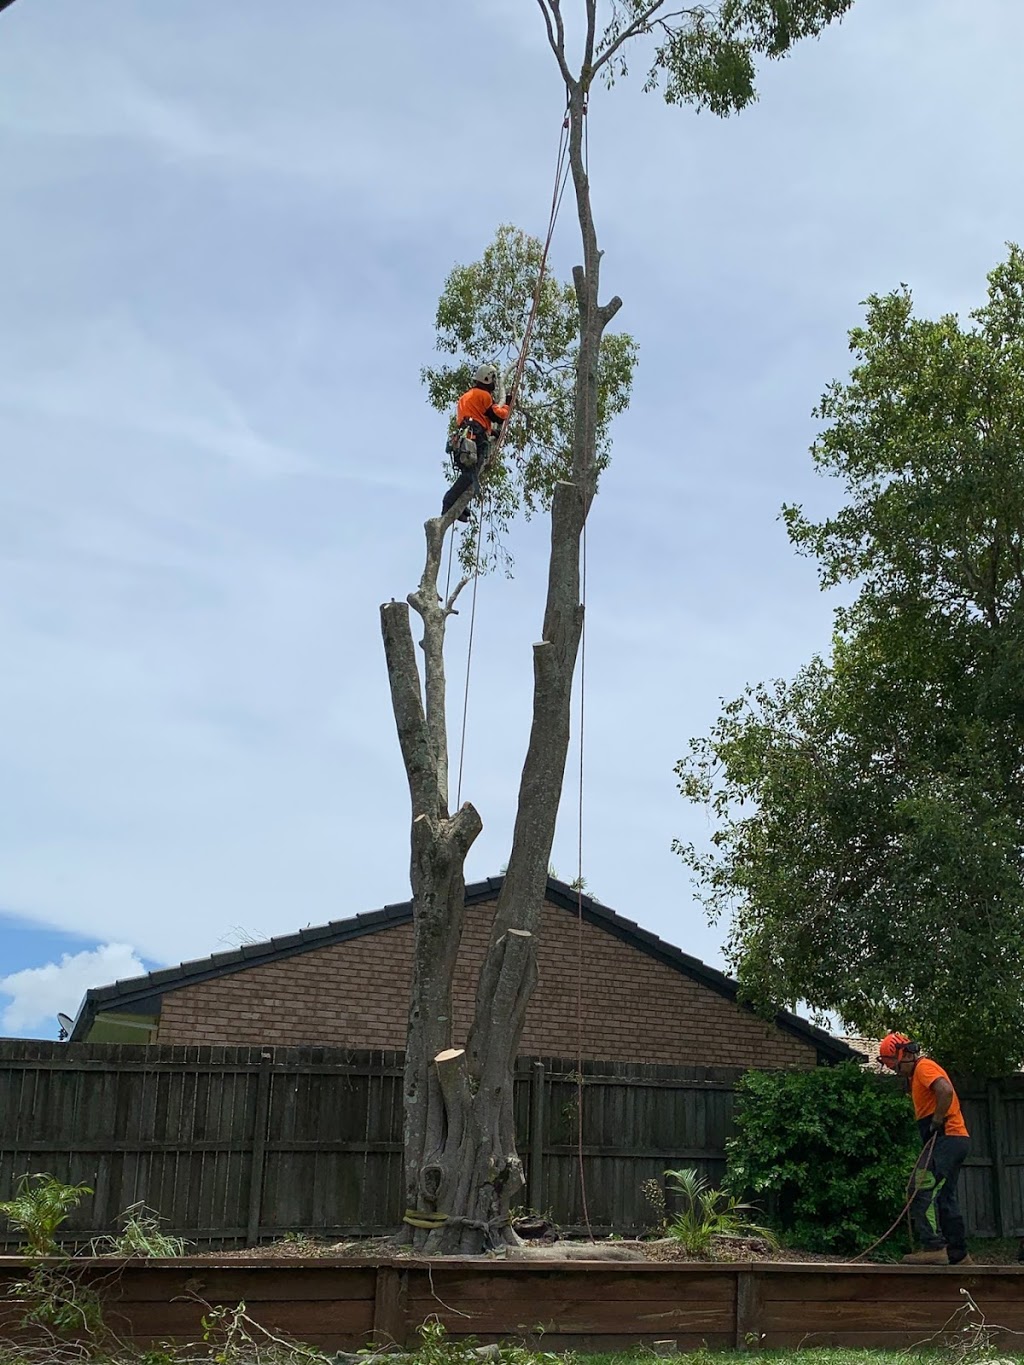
top-left (910, 1130), bottom-right (970, 1259)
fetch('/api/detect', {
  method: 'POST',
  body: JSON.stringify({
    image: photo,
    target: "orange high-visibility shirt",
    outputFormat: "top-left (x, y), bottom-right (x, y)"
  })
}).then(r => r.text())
top-left (456, 386), bottom-right (509, 434)
top-left (911, 1059), bottom-right (969, 1137)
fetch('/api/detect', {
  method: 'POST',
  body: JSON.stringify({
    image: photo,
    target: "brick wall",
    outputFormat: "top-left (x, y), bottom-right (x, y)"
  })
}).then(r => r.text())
top-left (156, 898), bottom-right (816, 1068)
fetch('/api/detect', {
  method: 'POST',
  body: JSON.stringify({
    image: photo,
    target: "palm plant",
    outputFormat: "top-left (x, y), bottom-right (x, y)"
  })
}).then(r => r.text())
top-left (663, 1167), bottom-right (776, 1256)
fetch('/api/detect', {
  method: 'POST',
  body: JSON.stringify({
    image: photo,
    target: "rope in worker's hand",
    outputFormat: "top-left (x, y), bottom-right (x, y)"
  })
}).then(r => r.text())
top-left (845, 1131), bottom-right (938, 1263)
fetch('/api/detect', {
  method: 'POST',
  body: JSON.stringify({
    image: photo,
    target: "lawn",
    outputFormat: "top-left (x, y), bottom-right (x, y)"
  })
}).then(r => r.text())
top-left (0, 1348), bottom-right (1020, 1365)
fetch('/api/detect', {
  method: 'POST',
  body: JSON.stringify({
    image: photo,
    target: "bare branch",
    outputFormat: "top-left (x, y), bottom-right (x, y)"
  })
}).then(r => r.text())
top-left (583, 0), bottom-right (597, 76)
top-left (537, 0), bottom-right (574, 87)
top-left (592, 0), bottom-right (670, 78)
top-left (443, 573), bottom-right (472, 619)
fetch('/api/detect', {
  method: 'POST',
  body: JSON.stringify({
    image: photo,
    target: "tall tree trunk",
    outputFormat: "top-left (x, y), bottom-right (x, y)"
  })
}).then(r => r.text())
top-left (382, 61), bottom-right (620, 1254)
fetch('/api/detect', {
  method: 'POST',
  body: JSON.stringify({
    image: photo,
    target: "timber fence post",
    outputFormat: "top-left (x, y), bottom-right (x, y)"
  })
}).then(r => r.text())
top-left (988, 1080), bottom-right (1013, 1239)
top-left (246, 1050), bottom-right (273, 1247)
top-left (529, 1059), bottom-right (547, 1214)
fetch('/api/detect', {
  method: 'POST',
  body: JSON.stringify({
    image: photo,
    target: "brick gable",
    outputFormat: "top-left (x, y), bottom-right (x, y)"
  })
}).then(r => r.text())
top-left (157, 897), bottom-right (815, 1068)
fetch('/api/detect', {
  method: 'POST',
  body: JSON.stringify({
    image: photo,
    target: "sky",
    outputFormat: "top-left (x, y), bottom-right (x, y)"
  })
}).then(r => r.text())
top-left (2, 0), bottom-right (1023, 1039)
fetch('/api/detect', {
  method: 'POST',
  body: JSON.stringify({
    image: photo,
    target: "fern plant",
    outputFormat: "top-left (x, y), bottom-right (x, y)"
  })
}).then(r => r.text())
top-left (0, 1172), bottom-right (92, 1255)
top-left (663, 1167), bottom-right (776, 1256)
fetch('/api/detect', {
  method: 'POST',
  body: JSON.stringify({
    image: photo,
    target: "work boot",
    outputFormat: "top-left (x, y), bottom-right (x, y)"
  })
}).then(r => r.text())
top-left (902, 1249), bottom-right (949, 1265)
top-left (948, 1253), bottom-right (974, 1267)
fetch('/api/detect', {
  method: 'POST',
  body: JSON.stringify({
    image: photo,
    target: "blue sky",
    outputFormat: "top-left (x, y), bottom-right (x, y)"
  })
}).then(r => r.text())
top-left (2, 0), bottom-right (1023, 1039)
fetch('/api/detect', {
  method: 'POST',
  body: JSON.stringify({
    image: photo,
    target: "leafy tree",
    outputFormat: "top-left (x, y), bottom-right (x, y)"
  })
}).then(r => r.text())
top-left (422, 224), bottom-right (637, 571)
top-left (724, 1064), bottom-right (918, 1256)
top-left (381, 0), bottom-right (856, 1255)
top-left (677, 247), bottom-right (1024, 1076)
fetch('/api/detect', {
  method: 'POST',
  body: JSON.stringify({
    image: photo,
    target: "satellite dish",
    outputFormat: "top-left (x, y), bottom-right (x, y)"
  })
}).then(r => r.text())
top-left (56, 1012), bottom-right (75, 1041)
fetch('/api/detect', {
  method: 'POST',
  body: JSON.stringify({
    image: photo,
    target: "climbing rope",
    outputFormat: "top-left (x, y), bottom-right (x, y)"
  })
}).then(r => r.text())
top-left (454, 503), bottom-right (486, 811)
top-left (575, 518), bottom-right (593, 1241)
top-left (574, 91), bottom-right (594, 1243)
top-left (450, 99), bottom-right (574, 809)
top-left (845, 1131), bottom-right (938, 1263)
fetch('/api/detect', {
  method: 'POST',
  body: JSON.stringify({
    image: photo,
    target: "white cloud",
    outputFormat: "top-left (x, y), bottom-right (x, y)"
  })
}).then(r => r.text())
top-left (0, 944), bottom-right (146, 1035)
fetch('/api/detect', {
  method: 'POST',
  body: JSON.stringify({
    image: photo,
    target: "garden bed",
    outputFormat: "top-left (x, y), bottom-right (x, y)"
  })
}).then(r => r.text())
top-left (2, 1255), bottom-right (1024, 1354)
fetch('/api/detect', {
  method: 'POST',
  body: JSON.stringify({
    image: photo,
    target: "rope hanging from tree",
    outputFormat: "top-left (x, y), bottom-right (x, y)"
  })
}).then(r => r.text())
top-left (451, 100), bottom-right (573, 809)
top-left (450, 96), bottom-right (596, 1240)
top-left (575, 94), bottom-right (594, 1242)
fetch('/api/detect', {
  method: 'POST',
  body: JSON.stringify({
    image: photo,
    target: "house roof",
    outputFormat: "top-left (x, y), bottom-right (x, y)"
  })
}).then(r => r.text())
top-left (70, 876), bottom-right (863, 1062)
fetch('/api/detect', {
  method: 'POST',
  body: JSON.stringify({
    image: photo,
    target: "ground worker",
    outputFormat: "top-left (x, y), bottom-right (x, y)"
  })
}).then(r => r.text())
top-left (878, 1032), bottom-right (972, 1266)
top-left (441, 363), bottom-right (510, 520)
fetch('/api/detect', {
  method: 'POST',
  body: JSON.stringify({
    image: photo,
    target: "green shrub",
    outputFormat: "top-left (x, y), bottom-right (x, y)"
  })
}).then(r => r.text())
top-left (723, 1062), bottom-right (917, 1255)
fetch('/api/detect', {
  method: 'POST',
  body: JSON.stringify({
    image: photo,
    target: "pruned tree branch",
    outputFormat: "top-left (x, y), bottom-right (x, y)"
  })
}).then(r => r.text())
top-left (380, 600), bottom-right (434, 817)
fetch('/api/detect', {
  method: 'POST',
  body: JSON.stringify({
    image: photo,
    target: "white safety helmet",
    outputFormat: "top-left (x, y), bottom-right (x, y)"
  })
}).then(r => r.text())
top-left (473, 363), bottom-right (498, 387)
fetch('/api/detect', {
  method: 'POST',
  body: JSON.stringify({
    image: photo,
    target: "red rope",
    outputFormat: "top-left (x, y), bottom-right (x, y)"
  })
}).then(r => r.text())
top-left (489, 104), bottom-right (571, 461)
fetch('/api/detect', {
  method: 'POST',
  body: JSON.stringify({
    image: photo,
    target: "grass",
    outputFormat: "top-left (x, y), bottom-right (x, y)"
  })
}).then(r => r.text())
top-left (0, 1349), bottom-right (1015, 1365)
top-left (584, 1355), bottom-right (951, 1365)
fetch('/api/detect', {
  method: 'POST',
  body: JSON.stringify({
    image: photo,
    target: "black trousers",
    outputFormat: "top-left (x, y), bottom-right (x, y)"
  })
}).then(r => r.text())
top-left (910, 1130), bottom-right (970, 1259)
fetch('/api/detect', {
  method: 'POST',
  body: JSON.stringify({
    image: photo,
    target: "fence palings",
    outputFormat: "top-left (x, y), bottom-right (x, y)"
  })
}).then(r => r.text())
top-left (0, 1041), bottom-right (1021, 1246)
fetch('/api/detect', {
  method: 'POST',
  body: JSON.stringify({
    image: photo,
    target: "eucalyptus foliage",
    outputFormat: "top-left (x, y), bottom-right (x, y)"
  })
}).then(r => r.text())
top-left (595, 0), bottom-right (854, 114)
top-left (422, 224), bottom-right (636, 571)
top-left (676, 248), bottom-right (1024, 1075)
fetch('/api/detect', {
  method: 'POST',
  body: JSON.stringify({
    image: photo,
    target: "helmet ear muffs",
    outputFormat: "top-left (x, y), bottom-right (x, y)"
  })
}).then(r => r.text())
top-left (878, 1031), bottom-right (919, 1064)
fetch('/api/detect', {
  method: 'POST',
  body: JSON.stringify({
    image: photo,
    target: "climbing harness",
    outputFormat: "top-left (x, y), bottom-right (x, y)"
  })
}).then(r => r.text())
top-left (445, 422), bottom-right (480, 470)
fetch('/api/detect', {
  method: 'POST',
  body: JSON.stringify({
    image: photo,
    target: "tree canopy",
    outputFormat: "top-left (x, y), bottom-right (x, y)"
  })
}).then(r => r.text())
top-left (422, 224), bottom-right (636, 570)
top-left (676, 246), bottom-right (1024, 1076)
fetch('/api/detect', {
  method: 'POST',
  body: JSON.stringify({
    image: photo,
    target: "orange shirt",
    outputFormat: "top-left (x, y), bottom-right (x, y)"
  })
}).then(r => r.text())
top-left (457, 386), bottom-right (509, 433)
top-left (911, 1058), bottom-right (969, 1137)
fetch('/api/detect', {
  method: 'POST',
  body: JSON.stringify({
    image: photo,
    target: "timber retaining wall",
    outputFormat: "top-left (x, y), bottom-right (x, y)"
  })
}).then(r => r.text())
top-left (1, 1258), bottom-right (1023, 1353)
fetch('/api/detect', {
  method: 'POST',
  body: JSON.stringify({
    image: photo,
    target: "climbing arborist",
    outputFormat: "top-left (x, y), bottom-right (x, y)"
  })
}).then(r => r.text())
top-left (441, 362), bottom-right (510, 521)
top-left (878, 1032), bottom-right (972, 1266)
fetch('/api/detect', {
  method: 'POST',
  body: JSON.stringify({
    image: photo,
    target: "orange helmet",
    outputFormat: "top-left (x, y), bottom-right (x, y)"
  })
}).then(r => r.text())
top-left (878, 1032), bottom-right (917, 1063)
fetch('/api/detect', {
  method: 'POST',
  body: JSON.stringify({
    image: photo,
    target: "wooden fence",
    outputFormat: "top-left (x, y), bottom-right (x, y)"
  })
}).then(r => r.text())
top-left (0, 1041), bottom-right (1021, 1247)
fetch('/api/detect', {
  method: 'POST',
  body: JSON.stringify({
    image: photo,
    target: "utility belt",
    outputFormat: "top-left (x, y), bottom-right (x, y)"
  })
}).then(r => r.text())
top-left (445, 420), bottom-right (490, 470)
